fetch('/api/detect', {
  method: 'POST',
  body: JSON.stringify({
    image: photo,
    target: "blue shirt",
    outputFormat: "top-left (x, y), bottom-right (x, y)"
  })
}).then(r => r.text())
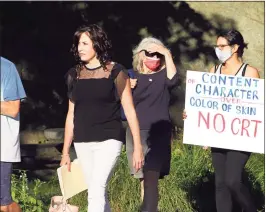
top-left (1, 57), bottom-right (26, 101)
top-left (1, 57), bottom-right (26, 162)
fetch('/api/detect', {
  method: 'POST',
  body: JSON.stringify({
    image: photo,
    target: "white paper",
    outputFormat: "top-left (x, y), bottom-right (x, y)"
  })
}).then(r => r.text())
top-left (57, 159), bottom-right (88, 200)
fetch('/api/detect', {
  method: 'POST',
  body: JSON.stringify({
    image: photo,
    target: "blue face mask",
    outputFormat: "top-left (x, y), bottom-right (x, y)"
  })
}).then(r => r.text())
top-left (215, 47), bottom-right (233, 63)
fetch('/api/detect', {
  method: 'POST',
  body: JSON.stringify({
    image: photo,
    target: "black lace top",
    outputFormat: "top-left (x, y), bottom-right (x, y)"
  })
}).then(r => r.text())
top-left (65, 62), bottom-right (128, 142)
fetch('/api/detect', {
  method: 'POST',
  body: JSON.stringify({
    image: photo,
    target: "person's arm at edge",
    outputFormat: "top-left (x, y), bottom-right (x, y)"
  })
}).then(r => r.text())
top-left (116, 72), bottom-right (143, 170)
top-left (1, 62), bottom-right (26, 118)
top-left (1, 100), bottom-right (20, 118)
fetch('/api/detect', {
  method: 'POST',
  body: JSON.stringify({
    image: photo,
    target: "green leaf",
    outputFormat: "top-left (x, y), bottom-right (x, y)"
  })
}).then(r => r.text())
top-left (29, 196), bottom-right (37, 204)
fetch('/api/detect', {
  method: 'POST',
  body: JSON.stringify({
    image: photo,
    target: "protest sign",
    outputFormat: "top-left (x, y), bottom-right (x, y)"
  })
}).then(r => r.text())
top-left (183, 70), bottom-right (264, 154)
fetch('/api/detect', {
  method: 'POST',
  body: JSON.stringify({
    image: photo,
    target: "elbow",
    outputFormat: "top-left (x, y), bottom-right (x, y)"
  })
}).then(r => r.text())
top-left (10, 108), bottom-right (19, 118)
top-left (10, 102), bottom-right (21, 118)
top-left (12, 103), bottom-right (21, 118)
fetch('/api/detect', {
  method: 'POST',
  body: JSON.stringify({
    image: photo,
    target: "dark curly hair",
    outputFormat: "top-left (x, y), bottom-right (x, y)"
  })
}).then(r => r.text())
top-left (218, 29), bottom-right (248, 57)
top-left (70, 24), bottom-right (112, 78)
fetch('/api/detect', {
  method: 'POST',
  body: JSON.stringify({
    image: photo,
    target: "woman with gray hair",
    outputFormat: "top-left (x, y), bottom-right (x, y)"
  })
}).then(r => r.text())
top-left (126, 37), bottom-right (178, 211)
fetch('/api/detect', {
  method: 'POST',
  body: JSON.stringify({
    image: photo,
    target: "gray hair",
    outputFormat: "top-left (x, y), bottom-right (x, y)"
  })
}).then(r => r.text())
top-left (132, 37), bottom-right (167, 73)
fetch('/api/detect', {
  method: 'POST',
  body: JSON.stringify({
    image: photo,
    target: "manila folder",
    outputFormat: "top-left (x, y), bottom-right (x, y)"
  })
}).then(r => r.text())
top-left (57, 159), bottom-right (87, 200)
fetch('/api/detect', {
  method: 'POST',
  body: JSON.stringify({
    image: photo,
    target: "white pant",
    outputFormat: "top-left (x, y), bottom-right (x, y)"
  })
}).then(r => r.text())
top-left (74, 139), bottom-right (122, 212)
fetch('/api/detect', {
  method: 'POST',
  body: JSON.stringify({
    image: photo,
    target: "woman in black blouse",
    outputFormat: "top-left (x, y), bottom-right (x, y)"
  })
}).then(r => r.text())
top-left (126, 37), bottom-right (178, 212)
top-left (60, 24), bottom-right (144, 212)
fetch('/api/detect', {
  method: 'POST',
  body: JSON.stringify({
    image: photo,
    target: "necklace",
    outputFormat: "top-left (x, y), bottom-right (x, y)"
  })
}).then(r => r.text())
top-left (85, 64), bottom-right (102, 71)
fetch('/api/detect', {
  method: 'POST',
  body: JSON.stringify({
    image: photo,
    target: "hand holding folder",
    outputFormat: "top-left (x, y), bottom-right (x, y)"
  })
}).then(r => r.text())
top-left (57, 159), bottom-right (88, 200)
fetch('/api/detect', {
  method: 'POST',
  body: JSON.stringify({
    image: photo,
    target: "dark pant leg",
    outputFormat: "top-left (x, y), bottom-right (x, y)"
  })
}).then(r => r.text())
top-left (0, 162), bottom-right (13, 206)
top-left (211, 148), bottom-right (232, 212)
top-left (225, 151), bottom-right (256, 212)
top-left (145, 121), bottom-right (172, 178)
top-left (143, 170), bottom-right (160, 212)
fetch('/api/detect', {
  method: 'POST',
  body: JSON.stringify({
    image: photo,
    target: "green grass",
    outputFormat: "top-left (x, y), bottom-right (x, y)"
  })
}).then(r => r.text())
top-left (246, 153), bottom-right (265, 193)
top-left (12, 132), bottom-right (265, 212)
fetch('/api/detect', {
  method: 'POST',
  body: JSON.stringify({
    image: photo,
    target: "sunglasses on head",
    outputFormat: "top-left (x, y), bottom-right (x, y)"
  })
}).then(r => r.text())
top-left (141, 50), bottom-right (163, 58)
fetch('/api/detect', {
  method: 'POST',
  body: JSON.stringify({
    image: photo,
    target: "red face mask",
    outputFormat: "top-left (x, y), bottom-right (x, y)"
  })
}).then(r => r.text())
top-left (143, 58), bottom-right (161, 71)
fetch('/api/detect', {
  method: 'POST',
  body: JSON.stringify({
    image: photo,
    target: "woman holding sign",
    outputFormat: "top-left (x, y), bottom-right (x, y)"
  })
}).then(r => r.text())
top-left (126, 37), bottom-right (178, 212)
top-left (60, 24), bottom-right (144, 212)
top-left (184, 29), bottom-right (259, 212)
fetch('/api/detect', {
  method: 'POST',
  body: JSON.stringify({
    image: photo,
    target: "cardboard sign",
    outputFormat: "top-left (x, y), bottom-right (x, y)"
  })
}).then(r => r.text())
top-left (183, 70), bottom-right (264, 154)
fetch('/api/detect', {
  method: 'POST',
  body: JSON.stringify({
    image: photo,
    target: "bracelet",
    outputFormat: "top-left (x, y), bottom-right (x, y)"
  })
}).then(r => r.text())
top-left (61, 154), bottom-right (70, 157)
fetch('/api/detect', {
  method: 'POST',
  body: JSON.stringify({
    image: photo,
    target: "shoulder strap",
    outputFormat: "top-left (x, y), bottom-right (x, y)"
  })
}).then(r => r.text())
top-left (215, 64), bottom-right (223, 74)
top-left (234, 63), bottom-right (245, 76)
top-left (214, 65), bottom-right (218, 73)
top-left (241, 63), bottom-right (248, 77)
